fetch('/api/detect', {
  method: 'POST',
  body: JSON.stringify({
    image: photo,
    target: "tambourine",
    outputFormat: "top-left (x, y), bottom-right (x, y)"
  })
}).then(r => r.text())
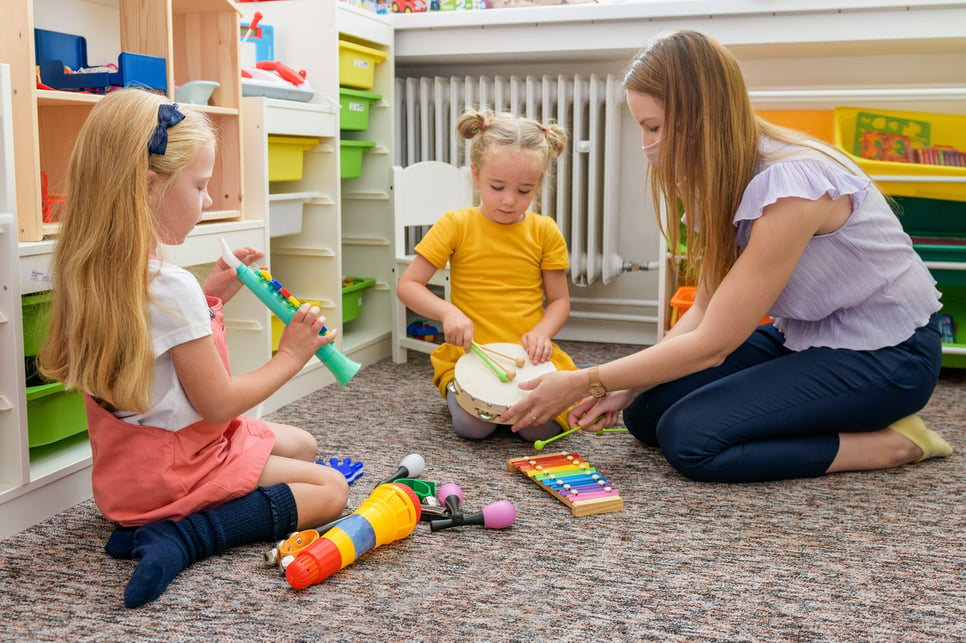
top-left (452, 342), bottom-right (555, 422)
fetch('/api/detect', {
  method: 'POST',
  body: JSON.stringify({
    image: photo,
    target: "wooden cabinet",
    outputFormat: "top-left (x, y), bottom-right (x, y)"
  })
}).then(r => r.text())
top-left (4, 0), bottom-right (246, 242)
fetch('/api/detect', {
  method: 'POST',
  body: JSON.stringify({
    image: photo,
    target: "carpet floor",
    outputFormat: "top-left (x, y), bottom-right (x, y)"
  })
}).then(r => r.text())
top-left (0, 341), bottom-right (963, 642)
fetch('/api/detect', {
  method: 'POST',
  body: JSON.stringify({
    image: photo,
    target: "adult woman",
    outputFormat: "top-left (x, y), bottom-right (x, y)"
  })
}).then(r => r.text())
top-left (500, 30), bottom-right (952, 482)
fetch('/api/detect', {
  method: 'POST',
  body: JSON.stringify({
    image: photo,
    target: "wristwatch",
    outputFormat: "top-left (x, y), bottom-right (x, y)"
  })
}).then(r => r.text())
top-left (587, 365), bottom-right (607, 398)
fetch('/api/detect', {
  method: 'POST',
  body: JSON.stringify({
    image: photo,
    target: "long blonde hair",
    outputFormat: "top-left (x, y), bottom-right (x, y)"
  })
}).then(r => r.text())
top-left (623, 30), bottom-right (822, 291)
top-left (38, 89), bottom-right (215, 412)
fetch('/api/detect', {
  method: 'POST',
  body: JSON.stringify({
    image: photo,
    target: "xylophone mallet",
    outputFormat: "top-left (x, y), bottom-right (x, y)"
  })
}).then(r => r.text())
top-left (474, 343), bottom-right (526, 368)
top-left (470, 342), bottom-right (514, 382)
top-left (429, 500), bottom-right (516, 532)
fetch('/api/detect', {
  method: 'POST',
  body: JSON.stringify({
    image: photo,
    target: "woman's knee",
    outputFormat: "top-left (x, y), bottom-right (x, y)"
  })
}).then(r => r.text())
top-left (623, 396), bottom-right (660, 446)
top-left (655, 411), bottom-right (721, 482)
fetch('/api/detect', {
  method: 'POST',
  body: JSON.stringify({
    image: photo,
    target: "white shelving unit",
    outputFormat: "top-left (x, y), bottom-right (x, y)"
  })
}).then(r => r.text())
top-left (235, 1), bottom-right (395, 412)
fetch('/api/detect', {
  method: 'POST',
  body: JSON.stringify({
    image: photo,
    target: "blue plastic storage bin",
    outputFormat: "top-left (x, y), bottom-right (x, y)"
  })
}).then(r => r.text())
top-left (34, 28), bottom-right (166, 93)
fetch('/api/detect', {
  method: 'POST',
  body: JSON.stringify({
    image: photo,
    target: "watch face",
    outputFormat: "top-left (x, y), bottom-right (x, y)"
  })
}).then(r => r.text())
top-left (589, 385), bottom-right (606, 398)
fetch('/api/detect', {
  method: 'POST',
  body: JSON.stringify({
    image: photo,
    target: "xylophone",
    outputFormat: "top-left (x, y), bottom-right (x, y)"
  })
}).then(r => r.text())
top-left (507, 452), bottom-right (623, 517)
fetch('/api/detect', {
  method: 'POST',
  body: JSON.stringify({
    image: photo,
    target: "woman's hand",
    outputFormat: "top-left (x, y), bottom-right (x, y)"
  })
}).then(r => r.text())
top-left (567, 390), bottom-right (633, 431)
top-left (498, 369), bottom-right (586, 431)
top-left (203, 246), bottom-right (264, 302)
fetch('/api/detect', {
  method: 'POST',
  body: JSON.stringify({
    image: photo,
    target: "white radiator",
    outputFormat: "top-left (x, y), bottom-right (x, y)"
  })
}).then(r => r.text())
top-left (394, 73), bottom-right (635, 287)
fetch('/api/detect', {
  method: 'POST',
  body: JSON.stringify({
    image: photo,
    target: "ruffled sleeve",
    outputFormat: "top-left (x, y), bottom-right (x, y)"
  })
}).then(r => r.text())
top-left (734, 158), bottom-right (871, 247)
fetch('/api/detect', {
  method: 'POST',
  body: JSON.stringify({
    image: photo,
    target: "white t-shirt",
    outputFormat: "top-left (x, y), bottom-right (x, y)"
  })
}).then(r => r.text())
top-left (113, 260), bottom-right (212, 430)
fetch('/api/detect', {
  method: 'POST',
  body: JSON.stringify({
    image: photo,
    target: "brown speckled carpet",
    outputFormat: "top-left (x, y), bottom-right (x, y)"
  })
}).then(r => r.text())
top-left (1, 341), bottom-right (963, 642)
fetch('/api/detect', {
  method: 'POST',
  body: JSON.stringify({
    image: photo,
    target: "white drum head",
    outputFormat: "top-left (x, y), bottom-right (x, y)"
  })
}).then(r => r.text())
top-left (452, 343), bottom-right (556, 422)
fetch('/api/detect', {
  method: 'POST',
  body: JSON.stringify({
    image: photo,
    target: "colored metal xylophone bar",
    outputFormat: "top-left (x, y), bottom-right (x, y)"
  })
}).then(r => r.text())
top-left (506, 451), bottom-right (623, 517)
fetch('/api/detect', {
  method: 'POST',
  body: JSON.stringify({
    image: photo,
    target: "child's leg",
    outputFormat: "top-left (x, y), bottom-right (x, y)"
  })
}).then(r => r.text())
top-left (265, 420), bottom-right (319, 462)
top-left (258, 452), bottom-right (349, 530)
top-left (123, 483), bottom-right (297, 608)
top-left (516, 420), bottom-right (560, 442)
top-left (446, 389), bottom-right (497, 439)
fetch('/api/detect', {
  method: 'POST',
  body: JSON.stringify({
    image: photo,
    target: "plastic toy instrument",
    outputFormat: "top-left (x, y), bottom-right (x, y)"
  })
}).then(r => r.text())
top-left (219, 238), bottom-right (360, 385)
top-left (285, 483), bottom-right (422, 590)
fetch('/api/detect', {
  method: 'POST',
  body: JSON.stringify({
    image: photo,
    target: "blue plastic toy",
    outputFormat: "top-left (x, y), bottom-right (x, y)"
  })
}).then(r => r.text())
top-left (318, 457), bottom-right (364, 485)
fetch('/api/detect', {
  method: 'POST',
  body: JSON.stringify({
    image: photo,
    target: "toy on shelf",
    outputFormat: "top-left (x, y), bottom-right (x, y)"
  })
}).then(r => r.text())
top-left (40, 171), bottom-right (65, 224)
top-left (242, 60), bottom-right (314, 102)
top-left (507, 452), bottom-right (623, 517)
top-left (285, 482), bottom-right (421, 590)
top-left (406, 320), bottom-right (440, 343)
top-left (219, 238), bottom-right (360, 386)
top-left (34, 28), bottom-right (166, 94)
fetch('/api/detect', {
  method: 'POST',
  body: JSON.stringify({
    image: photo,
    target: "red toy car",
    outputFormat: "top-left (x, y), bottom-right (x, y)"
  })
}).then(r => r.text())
top-left (392, 0), bottom-right (428, 12)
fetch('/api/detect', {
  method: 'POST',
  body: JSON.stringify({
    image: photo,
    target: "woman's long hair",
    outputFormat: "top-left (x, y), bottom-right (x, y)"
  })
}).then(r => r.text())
top-left (38, 89), bottom-right (214, 412)
top-left (623, 30), bottom-right (827, 292)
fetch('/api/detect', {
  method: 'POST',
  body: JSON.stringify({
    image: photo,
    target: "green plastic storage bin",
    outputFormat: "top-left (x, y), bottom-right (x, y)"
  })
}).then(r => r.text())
top-left (22, 291), bottom-right (52, 356)
top-left (342, 277), bottom-right (375, 323)
top-left (894, 196), bottom-right (966, 265)
top-left (340, 140), bottom-right (375, 179)
top-left (339, 88), bottom-right (381, 131)
top-left (26, 381), bottom-right (88, 448)
top-left (937, 284), bottom-right (966, 368)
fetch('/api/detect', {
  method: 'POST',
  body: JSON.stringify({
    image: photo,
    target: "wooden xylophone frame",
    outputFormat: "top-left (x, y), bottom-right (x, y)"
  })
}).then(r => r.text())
top-left (507, 451), bottom-right (624, 517)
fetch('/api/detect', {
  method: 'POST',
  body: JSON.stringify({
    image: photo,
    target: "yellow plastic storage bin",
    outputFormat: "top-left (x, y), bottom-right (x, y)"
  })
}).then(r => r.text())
top-left (267, 135), bottom-right (320, 182)
top-left (26, 381), bottom-right (88, 448)
top-left (338, 40), bottom-right (387, 90)
top-left (271, 299), bottom-right (324, 352)
top-left (833, 107), bottom-right (966, 202)
top-left (340, 140), bottom-right (376, 179)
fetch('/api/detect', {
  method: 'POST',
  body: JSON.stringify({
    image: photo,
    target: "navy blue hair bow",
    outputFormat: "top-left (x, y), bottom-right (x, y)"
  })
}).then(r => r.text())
top-left (147, 103), bottom-right (186, 156)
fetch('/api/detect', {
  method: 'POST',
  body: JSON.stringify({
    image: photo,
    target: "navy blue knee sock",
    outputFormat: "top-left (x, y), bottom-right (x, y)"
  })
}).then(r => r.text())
top-left (117, 484), bottom-right (298, 608)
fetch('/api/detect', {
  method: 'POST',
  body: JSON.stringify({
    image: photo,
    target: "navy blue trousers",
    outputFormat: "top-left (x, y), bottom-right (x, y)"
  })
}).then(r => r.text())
top-left (623, 316), bottom-right (942, 482)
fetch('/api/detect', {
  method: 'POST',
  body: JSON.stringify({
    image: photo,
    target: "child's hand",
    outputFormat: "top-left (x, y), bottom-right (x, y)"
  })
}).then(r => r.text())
top-left (442, 310), bottom-right (474, 352)
top-left (276, 303), bottom-right (335, 364)
top-left (521, 331), bottom-right (554, 365)
top-left (204, 246), bottom-right (265, 302)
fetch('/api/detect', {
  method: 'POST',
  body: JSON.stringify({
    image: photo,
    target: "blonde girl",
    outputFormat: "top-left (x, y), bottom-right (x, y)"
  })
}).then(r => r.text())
top-left (502, 30), bottom-right (951, 481)
top-left (39, 89), bottom-right (347, 607)
top-left (397, 110), bottom-right (577, 441)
